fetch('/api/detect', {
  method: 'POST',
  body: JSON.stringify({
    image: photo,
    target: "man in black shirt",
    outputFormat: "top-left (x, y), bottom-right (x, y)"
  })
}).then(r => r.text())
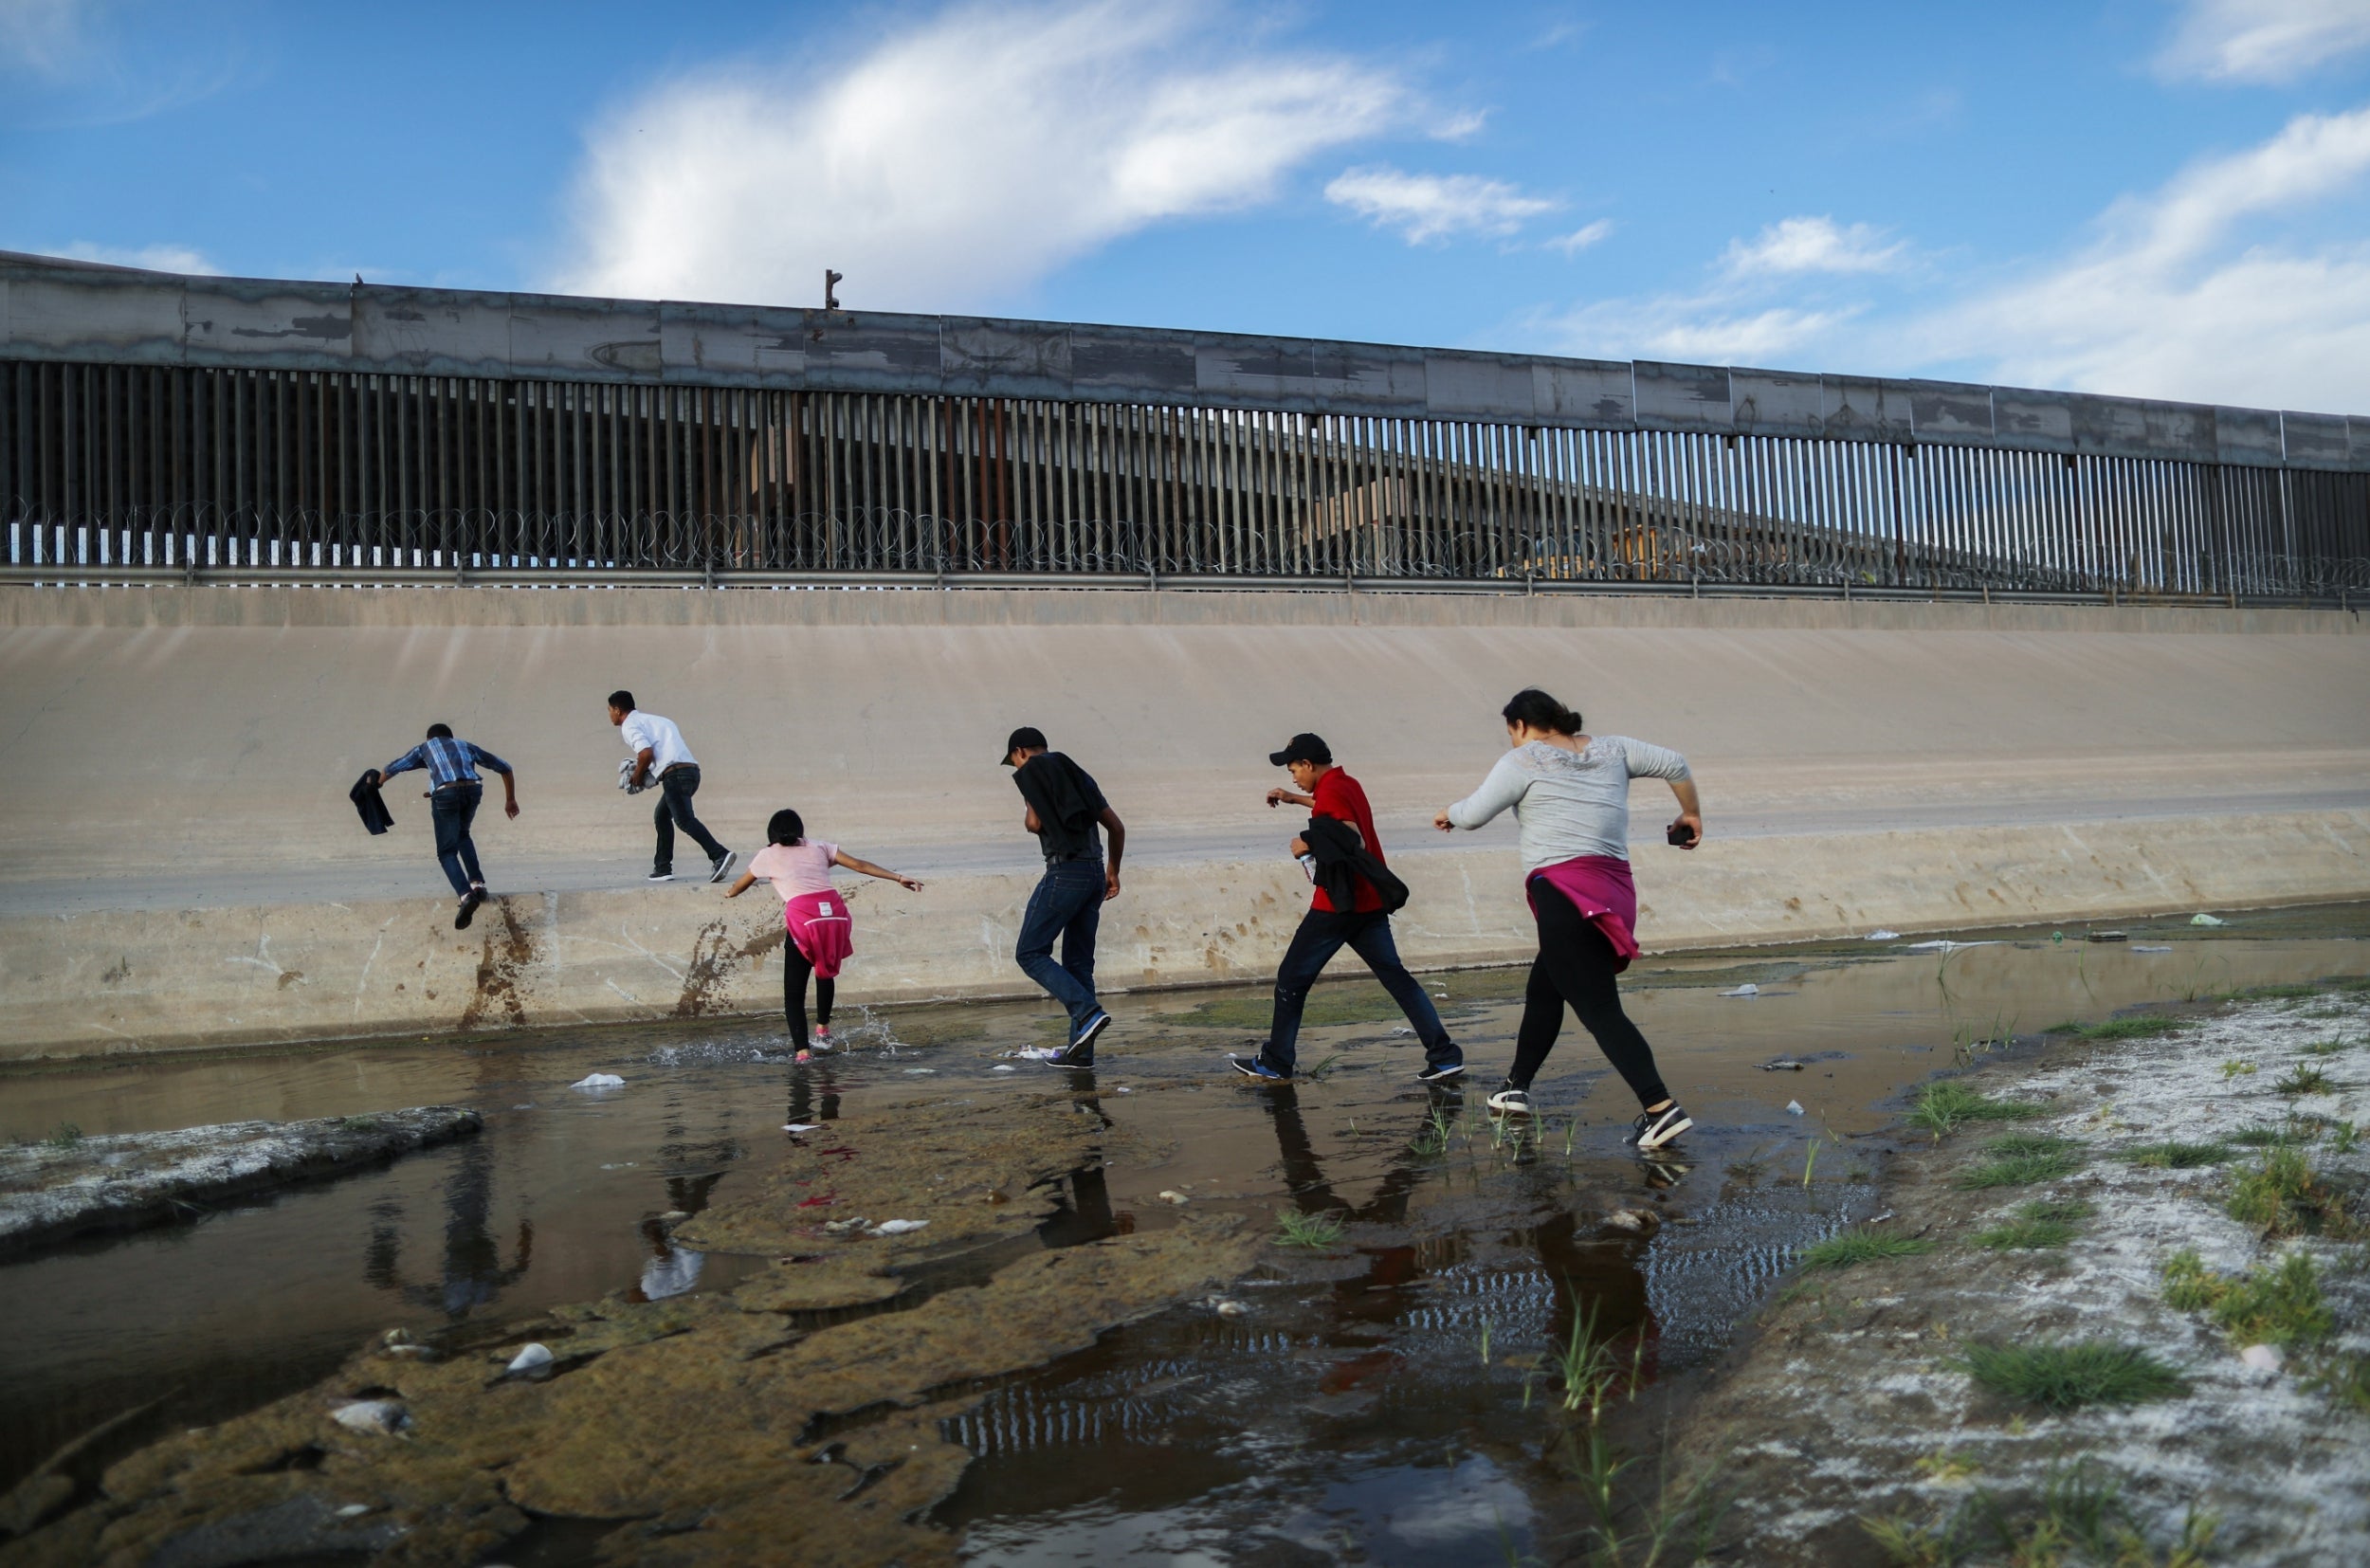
top-left (1003, 726), bottom-right (1125, 1068)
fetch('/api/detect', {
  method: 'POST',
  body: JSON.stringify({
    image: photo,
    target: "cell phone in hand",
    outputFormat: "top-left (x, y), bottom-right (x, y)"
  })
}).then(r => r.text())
top-left (1667, 821), bottom-right (1699, 848)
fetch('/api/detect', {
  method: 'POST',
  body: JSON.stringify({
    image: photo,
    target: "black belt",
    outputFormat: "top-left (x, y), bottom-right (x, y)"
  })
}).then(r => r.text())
top-left (434, 779), bottom-right (482, 792)
top-left (1045, 850), bottom-right (1097, 864)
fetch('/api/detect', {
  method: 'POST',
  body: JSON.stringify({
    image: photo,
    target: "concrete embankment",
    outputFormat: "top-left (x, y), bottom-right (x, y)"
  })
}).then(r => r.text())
top-left (8, 811), bottom-right (2365, 1058)
top-left (2, 583), bottom-right (2364, 1057)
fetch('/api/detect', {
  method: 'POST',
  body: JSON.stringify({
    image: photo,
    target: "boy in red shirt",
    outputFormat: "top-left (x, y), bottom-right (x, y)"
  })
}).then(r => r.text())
top-left (1230, 733), bottom-right (1462, 1083)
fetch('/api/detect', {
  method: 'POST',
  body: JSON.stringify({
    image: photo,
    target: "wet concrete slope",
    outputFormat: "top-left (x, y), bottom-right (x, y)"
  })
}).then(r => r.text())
top-left (1, 585), bottom-right (2364, 1056)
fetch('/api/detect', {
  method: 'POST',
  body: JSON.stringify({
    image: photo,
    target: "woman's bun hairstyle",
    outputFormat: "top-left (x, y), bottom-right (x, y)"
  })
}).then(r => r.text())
top-left (766, 809), bottom-right (806, 847)
top-left (1502, 687), bottom-right (1582, 736)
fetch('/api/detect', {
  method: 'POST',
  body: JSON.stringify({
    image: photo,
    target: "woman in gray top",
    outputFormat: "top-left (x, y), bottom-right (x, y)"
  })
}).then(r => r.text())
top-left (1434, 688), bottom-right (1703, 1150)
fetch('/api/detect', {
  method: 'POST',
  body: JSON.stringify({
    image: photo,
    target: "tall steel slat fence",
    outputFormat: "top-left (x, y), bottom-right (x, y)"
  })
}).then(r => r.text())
top-left (4, 360), bottom-right (2365, 597)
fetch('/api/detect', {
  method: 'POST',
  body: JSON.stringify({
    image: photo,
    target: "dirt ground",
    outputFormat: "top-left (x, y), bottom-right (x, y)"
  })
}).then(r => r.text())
top-left (1666, 978), bottom-right (2370, 1566)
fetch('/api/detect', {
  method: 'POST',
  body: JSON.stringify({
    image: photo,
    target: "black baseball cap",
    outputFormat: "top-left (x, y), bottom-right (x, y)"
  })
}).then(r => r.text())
top-left (1001, 726), bottom-right (1048, 764)
top-left (1267, 733), bottom-right (1332, 767)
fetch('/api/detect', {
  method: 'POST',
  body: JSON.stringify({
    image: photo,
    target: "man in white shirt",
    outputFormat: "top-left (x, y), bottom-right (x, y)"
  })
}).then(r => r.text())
top-left (608, 689), bottom-right (737, 884)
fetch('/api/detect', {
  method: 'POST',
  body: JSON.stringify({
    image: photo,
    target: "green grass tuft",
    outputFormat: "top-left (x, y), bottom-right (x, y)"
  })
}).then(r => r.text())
top-left (2300, 1039), bottom-right (2352, 1056)
top-left (2226, 1144), bottom-right (2357, 1237)
top-left (335, 1115), bottom-right (382, 1133)
top-left (1974, 1199), bottom-right (2092, 1251)
top-left (2228, 1124), bottom-right (2293, 1146)
top-left (1959, 1146), bottom-right (2086, 1189)
top-left (1960, 1340), bottom-right (2186, 1411)
top-left (2275, 1064), bottom-right (2335, 1095)
top-left (2124, 1140), bottom-right (2231, 1169)
top-left (1906, 1081), bottom-right (2045, 1138)
top-left (40, 1121), bottom-right (82, 1150)
top-left (1981, 1133), bottom-right (2073, 1158)
top-left (1274, 1210), bottom-right (1347, 1249)
top-left (2160, 1249), bottom-right (2333, 1345)
top-left (1799, 1228), bottom-right (1936, 1271)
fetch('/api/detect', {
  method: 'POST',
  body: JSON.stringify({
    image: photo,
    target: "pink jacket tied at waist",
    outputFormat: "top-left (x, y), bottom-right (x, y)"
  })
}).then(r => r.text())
top-left (1525, 855), bottom-right (1641, 974)
top-left (783, 890), bottom-right (854, 979)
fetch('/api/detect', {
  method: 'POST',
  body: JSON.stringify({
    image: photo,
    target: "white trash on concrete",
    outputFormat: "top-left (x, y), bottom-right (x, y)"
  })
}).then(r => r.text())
top-left (505, 1342), bottom-right (554, 1375)
top-left (570, 1073), bottom-right (625, 1090)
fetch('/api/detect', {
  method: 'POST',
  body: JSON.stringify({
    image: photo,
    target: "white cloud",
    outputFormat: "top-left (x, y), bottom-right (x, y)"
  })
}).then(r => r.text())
top-left (553, 1), bottom-right (1413, 311)
top-left (1545, 219), bottom-right (1613, 256)
top-left (1722, 215), bottom-right (1904, 277)
top-left (2156, 0), bottom-right (2370, 83)
top-left (1919, 103), bottom-right (2370, 409)
top-left (0, 0), bottom-right (88, 76)
top-left (1323, 165), bottom-right (1558, 244)
top-left (55, 241), bottom-right (219, 274)
top-left (1545, 297), bottom-right (1854, 364)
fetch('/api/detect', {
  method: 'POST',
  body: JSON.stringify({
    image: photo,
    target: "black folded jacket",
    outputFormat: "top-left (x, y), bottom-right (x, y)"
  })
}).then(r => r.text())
top-left (349, 772), bottom-right (394, 835)
top-left (1013, 752), bottom-right (1107, 859)
top-left (1302, 815), bottom-right (1409, 915)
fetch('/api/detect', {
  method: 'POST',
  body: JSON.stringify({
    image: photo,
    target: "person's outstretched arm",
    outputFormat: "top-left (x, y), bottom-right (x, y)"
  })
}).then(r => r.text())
top-left (721, 870), bottom-right (759, 898)
top-left (1620, 738), bottom-right (1702, 848)
top-left (830, 849), bottom-right (924, 891)
top-left (1098, 808), bottom-right (1125, 901)
top-left (1433, 753), bottom-right (1525, 832)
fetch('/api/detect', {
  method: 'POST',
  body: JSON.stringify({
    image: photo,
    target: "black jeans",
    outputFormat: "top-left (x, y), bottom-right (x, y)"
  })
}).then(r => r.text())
top-left (1510, 880), bottom-right (1669, 1107)
top-left (429, 784), bottom-right (484, 898)
top-left (652, 765), bottom-right (727, 873)
top-left (1265, 908), bottom-right (1455, 1074)
top-left (782, 944), bottom-right (835, 1052)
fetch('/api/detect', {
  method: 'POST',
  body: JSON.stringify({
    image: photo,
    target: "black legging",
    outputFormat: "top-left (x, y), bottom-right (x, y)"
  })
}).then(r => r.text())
top-left (1508, 879), bottom-right (1668, 1107)
top-left (783, 944), bottom-right (835, 1051)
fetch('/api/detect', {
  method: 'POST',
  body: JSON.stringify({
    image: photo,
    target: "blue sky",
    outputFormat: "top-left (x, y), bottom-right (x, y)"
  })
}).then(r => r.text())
top-left (5, 0), bottom-right (2369, 410)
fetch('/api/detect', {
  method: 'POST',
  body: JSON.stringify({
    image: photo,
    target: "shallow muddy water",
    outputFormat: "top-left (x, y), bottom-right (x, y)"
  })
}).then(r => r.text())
top-left (3, 904), bottom-right (2364, 1560)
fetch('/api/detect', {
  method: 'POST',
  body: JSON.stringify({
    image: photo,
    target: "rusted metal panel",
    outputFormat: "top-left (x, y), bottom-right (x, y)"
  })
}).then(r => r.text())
top-left (2071, 394), bottom-right (2215, 464)
top-left (351, 287), bottom-right (510, 376)
top-left (1424, 352), bottom-right (1536, 422)
top-left (941, 320), bottom-right (1071, 397)
top-left (2, 251), bottom-right (2363, 472)
top-left (1992, 388), bottom-right (2077, 454)
top-left (1531, 358), bottom-right (1632, 425)
top-left (2283, 411), bottom-right (2352, 468)
top-left (2214, 406), bottom-right (2284, 467)
top-left (1633, 361), bottom-right (1731, 430)
top-left (506, 290), bottom-right (661, 381)
top-left (1904, 379), bottom-right (1995, 445)
top-left (178, 275), bottom-right (353, 371)
top-left (1819, 376), bottom-right (1913, 442)
top-left (656, 301), bottom-right (810, 386)
top-left (1070, 331), bottom-right (1195, 397)
top-left (790, 310), bottom-right (941, 391)
top-left (6, 271), bottom-right (188, 365)
top-left (1730, 368), bottom-right (1824, 438)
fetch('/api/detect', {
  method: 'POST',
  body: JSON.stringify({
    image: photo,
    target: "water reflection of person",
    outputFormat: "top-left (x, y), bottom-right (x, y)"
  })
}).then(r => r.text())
top-left (363, 1139), bottom-right (532, 1320)
top-left (783, 1063), bottom-right (843, 1128)
top-left (1257, 1085), bottom-right (1662, 1377)
top-left (1036, 1077), bottom-right (1126, 1248)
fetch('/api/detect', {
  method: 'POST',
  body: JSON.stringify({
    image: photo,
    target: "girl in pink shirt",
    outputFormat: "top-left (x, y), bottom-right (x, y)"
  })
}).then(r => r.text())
top-left (724, 810), bottom-right (922, 1055)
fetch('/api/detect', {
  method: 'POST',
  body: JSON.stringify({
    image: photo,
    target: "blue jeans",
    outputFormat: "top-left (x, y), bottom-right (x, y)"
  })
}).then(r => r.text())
top-left (1016, 859), bottom-right (1105, 1030)
top-left (430, 784), bottom-right (485, 898)
top-left (1266, 908), bottom-right (1456, 1074)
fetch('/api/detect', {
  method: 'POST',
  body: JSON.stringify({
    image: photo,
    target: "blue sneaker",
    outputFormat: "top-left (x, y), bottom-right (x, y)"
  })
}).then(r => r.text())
top-left (1228, 1052), bottom-right (1290, 1081)
top-left (1071, 1010), bottom-right (1113, 1053)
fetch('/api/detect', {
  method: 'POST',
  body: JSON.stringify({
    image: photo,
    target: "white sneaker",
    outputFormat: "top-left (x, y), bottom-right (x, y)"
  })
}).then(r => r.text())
top-left (1628, 1103), bottom-right (1693, 1151)
top-left (1486, 1084), bottom-right (1535, 1116)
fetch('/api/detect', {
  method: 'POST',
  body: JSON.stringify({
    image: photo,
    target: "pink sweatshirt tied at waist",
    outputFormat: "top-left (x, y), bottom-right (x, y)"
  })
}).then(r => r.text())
top-left (783, 890), bottom-right (854, 979)
top-left (1524, 855), bottom-right (1641, 974)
